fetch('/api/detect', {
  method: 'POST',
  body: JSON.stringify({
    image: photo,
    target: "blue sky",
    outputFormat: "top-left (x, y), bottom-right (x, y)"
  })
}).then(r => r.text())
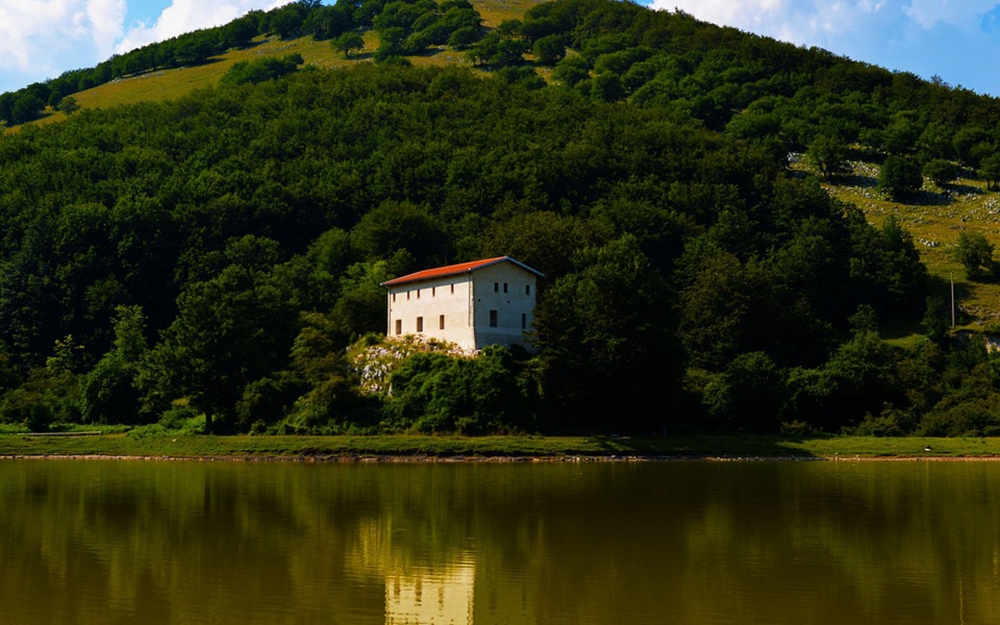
top-left (2, 0), bottom-right (1000, 97)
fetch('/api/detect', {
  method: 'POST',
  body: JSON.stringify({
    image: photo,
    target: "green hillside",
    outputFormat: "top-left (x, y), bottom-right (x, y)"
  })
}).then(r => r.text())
top-left (7, 0), bottom-right (543, 130)
top-left (4, 0), bottom-right (1000, 438)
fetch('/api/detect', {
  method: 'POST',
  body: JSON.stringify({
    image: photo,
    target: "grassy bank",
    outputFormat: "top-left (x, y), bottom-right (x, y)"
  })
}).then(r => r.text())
top-left (1, 432), bottom-right (1000, 460)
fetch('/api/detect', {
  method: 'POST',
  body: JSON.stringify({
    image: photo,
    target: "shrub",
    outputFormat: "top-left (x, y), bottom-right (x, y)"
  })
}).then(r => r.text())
top-left (981, 152), bottom-right (1000, 190)
top-left (806, 135), bottom-right (851, 180)
top-left (923, 158), bottom-right (956, 186)
top-left (219, 54), bottom-right (303, 86)
top-left (448, 26), bottom-right (480, 49)
top-left (385, 346), bottom-right (529, 434)
top-left (553, 55), bottom-right (590, 86)
top-left (878, 155), bottom-right (923, 199)
top-left (533, 34), bottom-right (565, 65)
top-left (954, 230), bottom-right (995, 278)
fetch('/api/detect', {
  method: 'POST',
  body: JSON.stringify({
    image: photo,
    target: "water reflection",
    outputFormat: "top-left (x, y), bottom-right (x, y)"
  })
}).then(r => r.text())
top-left (385, 557), bottom-right (475, 625)
top-left (2, 460), bottom-right (1000, 624)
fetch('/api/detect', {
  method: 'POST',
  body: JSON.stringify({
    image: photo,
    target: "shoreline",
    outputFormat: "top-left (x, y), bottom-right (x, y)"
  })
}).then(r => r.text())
top-left (4, 433), bottom-right (1000, 462)
top-left (5, 452), bottom-right (1000, 463)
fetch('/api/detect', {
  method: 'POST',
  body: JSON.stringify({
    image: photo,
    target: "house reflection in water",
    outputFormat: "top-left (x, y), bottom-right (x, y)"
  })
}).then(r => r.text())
top-left (385, 558), bottom-right (475, 625)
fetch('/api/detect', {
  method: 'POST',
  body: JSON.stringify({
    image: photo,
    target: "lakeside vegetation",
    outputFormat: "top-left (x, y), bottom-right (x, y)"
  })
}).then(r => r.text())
top-left (7, 0), bottom-right (1000, 438)
top-left (3, 431), bottom-right (1000, 460)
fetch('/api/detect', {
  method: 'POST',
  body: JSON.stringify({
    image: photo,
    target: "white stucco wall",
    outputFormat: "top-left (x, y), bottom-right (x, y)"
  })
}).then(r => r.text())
top-left (386, 274), bottom-right (477, 350)
top-left (385, 261), bottom-right (538, 351)
top-left (469, 263), bottom-right (537, 350)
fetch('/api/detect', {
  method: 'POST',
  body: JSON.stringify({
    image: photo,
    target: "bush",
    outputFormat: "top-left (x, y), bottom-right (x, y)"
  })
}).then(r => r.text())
top-left (918, 396), bottom-right (1000, 436)
top-left (954, 230), bottom-right (995, 278)
top-left (533, 34), bottom-right (565, 65)
top-left (158, 403), bottom-right (202, 431)
top-left (878, 155), bottom-right (923, 199)
top-left (553, 55), bottom-right (590, 86)
top-left (923, 158), bottom-right (956, 186)
top-left (981, 152), bottom-right (1000, 190)
top-left (448, 26), bottom-right (480, 49)
top-left (333, 32), bottom-right (365, 58)
top-left (385, 346), bottom-right (530, 434)
top-left (703, 352), bottom-right (786, 433)
top-left (806, 135), bottom-right (850, 180)
top-left (219, 54), bottom-right (303, 86)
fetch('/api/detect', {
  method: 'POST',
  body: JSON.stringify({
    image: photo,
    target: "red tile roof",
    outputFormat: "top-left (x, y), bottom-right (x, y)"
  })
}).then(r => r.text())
top-left (381, 256), bottom-right (543, 287)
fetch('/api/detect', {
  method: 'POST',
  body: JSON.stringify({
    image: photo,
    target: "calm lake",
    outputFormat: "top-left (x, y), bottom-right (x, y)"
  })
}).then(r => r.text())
top-left (2, 459), bottom-right (999, 624)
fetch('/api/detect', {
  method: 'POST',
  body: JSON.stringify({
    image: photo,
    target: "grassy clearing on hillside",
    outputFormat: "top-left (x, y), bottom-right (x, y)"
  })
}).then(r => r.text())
top-left (3, 0), bottom-right (545, 133)
top-left (473, 0), bottom-right (544, 28)
top-left (3, 432), bottom-right (1000, 460)
top-left (794, 155), bottom-right (1000, 329)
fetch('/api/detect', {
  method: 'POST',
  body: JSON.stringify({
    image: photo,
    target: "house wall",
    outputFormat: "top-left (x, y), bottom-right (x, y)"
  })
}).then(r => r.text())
top-left (386, 274), bottom-right (477, 350)
top-left (385, 261), bottom-right (538, 351)
top-left (470, 263), bottom-right (538, 350)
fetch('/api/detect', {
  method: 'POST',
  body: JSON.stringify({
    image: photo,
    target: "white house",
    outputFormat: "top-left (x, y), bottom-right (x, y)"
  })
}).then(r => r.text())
top-left (381, 256), bottom-right (543, 352)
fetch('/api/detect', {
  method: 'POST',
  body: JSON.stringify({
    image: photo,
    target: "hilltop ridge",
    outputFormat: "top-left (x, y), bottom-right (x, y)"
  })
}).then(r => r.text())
top-left (1, 0), bottom-right (542, 129)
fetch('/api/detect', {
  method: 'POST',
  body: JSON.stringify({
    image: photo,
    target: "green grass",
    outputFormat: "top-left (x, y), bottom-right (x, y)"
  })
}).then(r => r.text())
top-left (793, 156), bottom-right (1000, 325)
top-left (5, 0), bottom-right (545, 134)
top-left (2, 432), bottom-right (1000, 460)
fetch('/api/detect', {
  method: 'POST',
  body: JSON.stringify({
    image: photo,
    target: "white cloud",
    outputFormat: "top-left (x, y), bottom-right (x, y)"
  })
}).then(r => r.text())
top-left (115, 0), bottom-right (286, 53)
top-left (651, 0), bottom-right (891, 46)
top-left (903, 0), bottom-right (996, 30)
top-left (0, 0), bottom-right (121, 81)
top-left (652, 0), bottom-right (1000, 48)
top-left (0, 0), bottom-right (289, 92)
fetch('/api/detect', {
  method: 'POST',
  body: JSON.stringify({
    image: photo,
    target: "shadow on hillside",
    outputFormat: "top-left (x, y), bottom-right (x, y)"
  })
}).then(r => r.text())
top-left (943, 182), bottom-right (985, 196)
top-left (235, 40), bottom-right (269, 51)
top-left (836, 172), bottom-right (878, 188)
top-left (181, 57), bottom-right (227, 70)
top-left (902, 181), bottom-right (991, 208)
top-left (410, 47), bottom-right (447, 59)
top-left (911, 189), bottom-right (954, 206)
top-left (880, 318), bottom-right (926, 342)
top-left (586, 435), bottom-right (819, 459)
top-left (960, 271), bottom-right (1000, 287)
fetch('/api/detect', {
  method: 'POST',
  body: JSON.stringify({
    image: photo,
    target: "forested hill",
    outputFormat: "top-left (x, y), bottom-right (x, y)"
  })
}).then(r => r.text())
top-left (0, 0), bottom-right (998, 438)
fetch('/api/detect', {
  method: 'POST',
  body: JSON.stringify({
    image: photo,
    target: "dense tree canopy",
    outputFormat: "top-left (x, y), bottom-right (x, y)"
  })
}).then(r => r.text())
top-left (4, 0), bottom-right (1000, 436)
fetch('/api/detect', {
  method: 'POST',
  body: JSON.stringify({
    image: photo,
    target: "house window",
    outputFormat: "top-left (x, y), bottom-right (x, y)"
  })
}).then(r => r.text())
top-left (416, 316), bottom-right (424, 332)
top-left (407, 291), bottom-right (410, 300)
top-left (494, 282), bottom-right (499, 293)
top-left (439, 315), bottom-right (445, 330)
top-left (504, 283), bottom-right (509, 293)
top-left (416, 289), bottom-right (420, 299)
top-left (521, 313), bottom-right (527, 330)
top-left (392, 293), bottom-right (396, 302)
top-left (395, 319), bottom-right (402, 335)
top-left (432, 287), bottom-right (436, 297)
top-left (450, 284), bottom-right (454, 294)
top-left (525, 284), bottom-right (531, 296)
top-left (489, 310), bottom-right (498, 327)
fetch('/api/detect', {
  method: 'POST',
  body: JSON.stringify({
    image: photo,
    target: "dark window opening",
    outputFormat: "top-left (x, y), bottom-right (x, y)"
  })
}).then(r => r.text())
top-left (526, 284), bottom-right (531, 295)
top-left (395, 319), bottom-right (402, 335)
top-left (503, 283), bottom-right (508, 293)
top-left (439, 315), bottom-right (445, 330)
top-left (416, 316), bottom-right (424, 332)
top-left (489, 310), bottom-right (498, 327)
top-left (521, 313), bottom-right (527, 330)
top-left (494, 282), bottom-right (499, 293)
